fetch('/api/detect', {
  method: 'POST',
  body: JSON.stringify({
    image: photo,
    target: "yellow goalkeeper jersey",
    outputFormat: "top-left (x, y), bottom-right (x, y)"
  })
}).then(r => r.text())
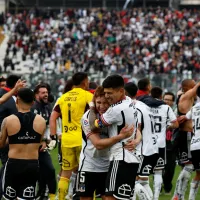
top-left (57, 88), bottom-right (93, 147)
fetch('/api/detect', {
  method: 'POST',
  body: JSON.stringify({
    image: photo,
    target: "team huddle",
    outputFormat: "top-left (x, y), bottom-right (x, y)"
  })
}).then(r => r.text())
top-left (0, 73), bottom-right (200, 200)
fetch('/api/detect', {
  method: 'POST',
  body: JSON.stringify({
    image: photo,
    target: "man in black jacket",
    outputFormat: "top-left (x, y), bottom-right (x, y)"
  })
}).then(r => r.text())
top-left (31, 83), bottom-right (56, 200)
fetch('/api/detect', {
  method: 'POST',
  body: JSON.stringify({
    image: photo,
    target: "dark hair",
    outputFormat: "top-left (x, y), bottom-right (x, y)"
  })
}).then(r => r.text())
top-left (197, 86), bottom-right (200, 98)
top-left (138, 78), bottom-right (150, 91)
top-left (102, 75), bottom-right (124, 89)
top-left (34, 83), bottom-right (48, 94)
top-left (163, 92), bottom-right (175, 101)
top-left (151, 87), bottom-right (163, 99)
top-left (63, 79), bottom-right (73, 94)
top-left (6, 75), bottom-right (20, 88)
top-left (124, 82), bottom-right (138, 97)
top-left (0, 77), bottom-right (6, 82)
top-left (89, 81), bottom-right (98, 89)
top-left (72, 72), bottom-right (88, 86)
top-left (18, 88), bottom-right (34, 104)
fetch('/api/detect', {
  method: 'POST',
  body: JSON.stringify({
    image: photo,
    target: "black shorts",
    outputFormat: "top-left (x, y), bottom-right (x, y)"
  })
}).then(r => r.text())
top-left (191, 150), bottom-right (200, 170)
top-left (154, 148), bottom-right (166, 170)
top-left (177, 131), bottom-right (192, 164)
top-left (76, 171), bottom-right (107, 197)
top-left (105, 160), bottom-right (139, 200)
top-left (2, 158), bottom-right (39, 200)
top-left (58, 139), bottom-right (62, 165)
top-left (138, 153), bottom-right (159, 178)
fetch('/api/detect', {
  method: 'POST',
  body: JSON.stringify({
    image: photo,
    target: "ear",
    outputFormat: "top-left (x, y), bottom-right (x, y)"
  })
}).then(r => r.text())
top-left (119, 87), bottom-right (125, 94)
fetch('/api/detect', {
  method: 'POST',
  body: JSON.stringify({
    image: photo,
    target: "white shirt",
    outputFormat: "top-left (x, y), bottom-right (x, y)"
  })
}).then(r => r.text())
top-left (80, 110), bottom-right (110, 172)
top-left (186, 102), bottom-right (200, 151)
top-left (135, 100), bottom-right (159, 156)
top-left (150, 104), bottom-right (177, 148)
top-left (101, 96), bottom-right (139, 163)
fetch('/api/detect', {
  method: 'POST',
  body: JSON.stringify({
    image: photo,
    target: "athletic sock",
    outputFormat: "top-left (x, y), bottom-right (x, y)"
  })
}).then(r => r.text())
top-left (134, 181), bottom-right (151, 200)
top-left (153, 170), bottom-right (163, 200)
top-left (58, 177), bottom-right (70, 200)
top-left (173, 164), bottom-right (193, 200)
top-left (189, 180), bottom-right (200, 200)
top-left (49, 193), bottom-right (56, 200)
top-left (139, 179), bottom-right (153, 199)
top-left (68, 172), bottom-right (77, 197)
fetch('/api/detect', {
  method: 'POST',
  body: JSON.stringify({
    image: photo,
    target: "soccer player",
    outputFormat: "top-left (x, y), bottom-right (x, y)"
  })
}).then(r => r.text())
top-left (125, 82), bottom-right (159, 200)
top-left (0, 77), bottom-right (6, 88)
top-left (77, 86), bottom-right (135, 200)
top-left (136, 78), bottom-right (151, 98)
top-left (0, 88), bottom-right (46, 200)
top-left (89, 75), bottom-right (140, 200)
top-left (185, 86), bottom-right (200, 200)
top-left (172, 79), bottom-right (200, 200)
top-left (150, 87), bottom-right (178, 200)
top-left (50, 72), bottom-right (93, 200)
top-left (163, 92), bottom-right (177, 195)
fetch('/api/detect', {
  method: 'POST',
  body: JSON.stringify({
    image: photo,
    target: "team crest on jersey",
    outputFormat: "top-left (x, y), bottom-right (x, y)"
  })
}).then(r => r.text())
top-left (118, 184), bottom-right (131, 197)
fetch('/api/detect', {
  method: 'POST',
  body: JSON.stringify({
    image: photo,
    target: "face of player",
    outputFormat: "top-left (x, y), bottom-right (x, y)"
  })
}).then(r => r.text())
top-left (36, 87), bottom-right (48, 104)
top-left (163, 95), bottom-right (174, 107)
top-left (0, 81), bottom-right (6, 88)
top-left (95, 96), bottom-right (110, 115)
top-left (104, 87), bottom-right (124, 105)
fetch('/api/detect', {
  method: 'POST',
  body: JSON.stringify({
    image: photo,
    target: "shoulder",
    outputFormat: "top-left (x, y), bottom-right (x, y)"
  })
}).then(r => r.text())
top-left (35, 114), bottom-right (46, 124)
top-left (82, 110), bottom-right (90, 121)
top-left (2, 114), bottom-right (17, 125)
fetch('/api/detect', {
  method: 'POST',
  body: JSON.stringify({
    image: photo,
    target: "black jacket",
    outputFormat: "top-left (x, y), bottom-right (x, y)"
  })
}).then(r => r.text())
top-left (31, 100), bottom-right (51, 125)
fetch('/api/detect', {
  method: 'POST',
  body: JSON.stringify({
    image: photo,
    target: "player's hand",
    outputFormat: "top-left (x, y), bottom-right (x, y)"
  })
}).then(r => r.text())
top-left (119, 124), bottom-right (134, 139)
top-left (14, 79), bottom-right (26, 91)
top-left (47, 135), bottom-right (57, 151)
top-left (40, 141), bottom-right (47, 152)
top-left (124, 139), bottom-right (138, 151)
top-left (177, 115), bottom-right (186, 124)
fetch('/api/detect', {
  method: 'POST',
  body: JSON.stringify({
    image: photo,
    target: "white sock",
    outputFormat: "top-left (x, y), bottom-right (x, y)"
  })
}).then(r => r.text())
top-left (153, 170), bottom-right (163, 200)
top-left (173, 164), bottom-right (193, 199)
top-left (68, 172), bottom-right (77, 196)
top-left (189, 180), bottom-right (200, 200)
top-left (134, 182), bottom-right (151, 200)
top-left (138, 179), bottom-right (153, 199)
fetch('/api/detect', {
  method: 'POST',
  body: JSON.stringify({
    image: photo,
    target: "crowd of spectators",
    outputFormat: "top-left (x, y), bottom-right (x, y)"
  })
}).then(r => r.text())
top-left (2, 7), bottom-right (200, 77)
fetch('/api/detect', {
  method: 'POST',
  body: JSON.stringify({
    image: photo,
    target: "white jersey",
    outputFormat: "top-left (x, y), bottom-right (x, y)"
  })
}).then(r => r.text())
top-left (186, 102), bottom-right (200, 151)
top-left (135, 100), bottom-right (159, 156)
top-left (80, 110), bottom-right (110, 172)
top-left (150, 104), bottom-right (177, 148)
top-left (100, 96), bottom-right (139, 163)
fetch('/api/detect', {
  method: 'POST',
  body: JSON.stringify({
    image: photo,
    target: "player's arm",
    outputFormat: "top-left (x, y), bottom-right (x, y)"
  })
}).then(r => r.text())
top-left (50, 105), bottom-right (61, 136)
top-left (0, 80), bottom-right (26, 104)
top-left (88, 108), bottom-right (101, 132)
top-left (181, 82), bottom-right (200, 101)
top-left (0, 118), bottom-right (8, 148)
top-left (88, 125), bottom-right (134, 150)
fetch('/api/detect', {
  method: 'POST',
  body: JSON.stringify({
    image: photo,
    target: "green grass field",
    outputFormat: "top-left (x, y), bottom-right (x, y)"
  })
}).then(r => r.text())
top-left (50, 148), bottom-right (200, 200)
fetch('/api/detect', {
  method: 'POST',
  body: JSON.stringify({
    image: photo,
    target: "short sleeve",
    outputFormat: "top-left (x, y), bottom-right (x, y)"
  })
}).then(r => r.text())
top-left (82, 115), bottom-right (93, 139)
top-left (86, 91), bottom-right (93, 104)
top-left (168, 107), bottom-right (177, 122)
top-left (186, 110), bottom-right (192, 120)
top-left (100, 106), bottom-right (119, 126)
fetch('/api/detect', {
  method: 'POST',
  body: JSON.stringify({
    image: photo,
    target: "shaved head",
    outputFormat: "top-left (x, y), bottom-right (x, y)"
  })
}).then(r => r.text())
top-left (181, 79), bottom-right (195, 93)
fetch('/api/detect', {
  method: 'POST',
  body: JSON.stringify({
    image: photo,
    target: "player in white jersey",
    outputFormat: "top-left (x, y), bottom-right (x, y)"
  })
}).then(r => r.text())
top-left (150, 87), bottom-right (178, 200)
top-left (125, 82), bottom-right (159, 200)
top-left (77, 86), bottom-right (135, 200)
top-left (89, 75), bottom-right (141, 200)
top-left (184, 86), bottom-right (200, 200)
